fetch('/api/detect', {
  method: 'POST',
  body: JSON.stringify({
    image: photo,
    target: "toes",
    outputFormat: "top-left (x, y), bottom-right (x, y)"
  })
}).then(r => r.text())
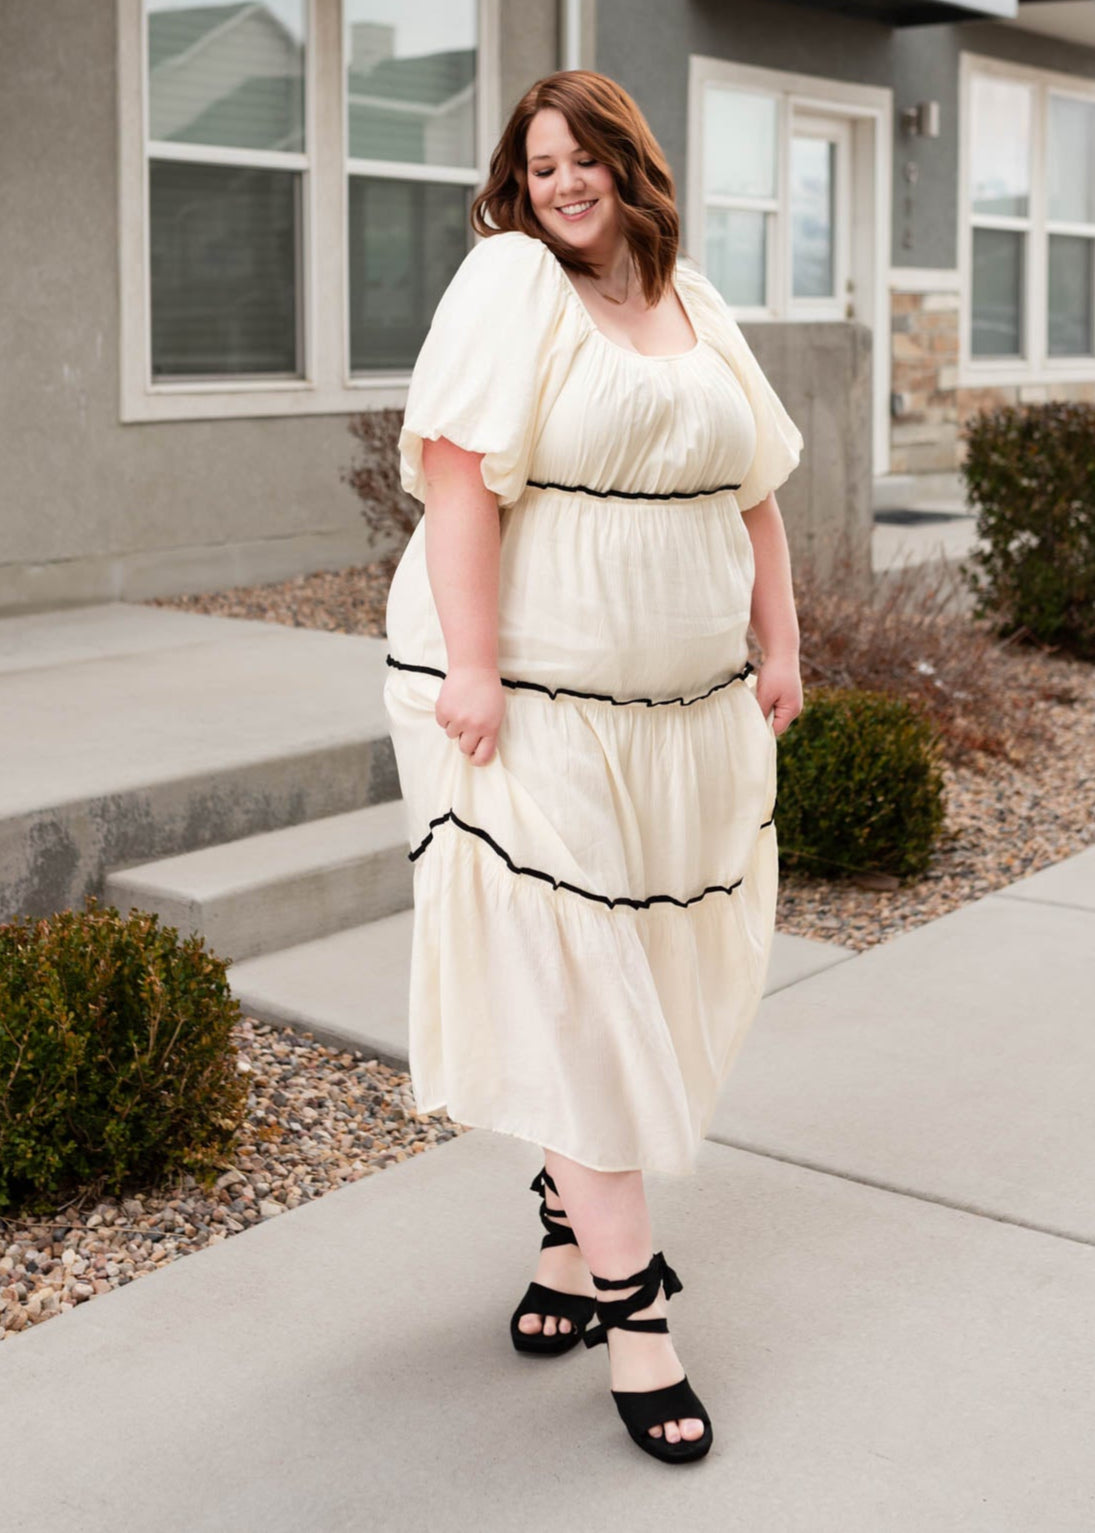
top-left (518, 1313), bottom-right (543, 1334)
top-left (559, 1318), bottom-right (572, 1334)
top-left (649, 1421), bottom-right (697, 1444)
top-left (543, 1315), bottom-right (557, 1337)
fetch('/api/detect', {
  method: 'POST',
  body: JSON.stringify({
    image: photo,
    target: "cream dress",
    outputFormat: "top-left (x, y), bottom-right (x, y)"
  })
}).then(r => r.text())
top-left (383, 229), bottom-right (803, 1175)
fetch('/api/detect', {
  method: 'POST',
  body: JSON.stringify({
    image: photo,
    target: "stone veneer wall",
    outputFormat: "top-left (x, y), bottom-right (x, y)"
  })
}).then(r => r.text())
top-left (891, 281), bottom-right (1095, 476)
top-left (890, 287), bottom-right (960, 474)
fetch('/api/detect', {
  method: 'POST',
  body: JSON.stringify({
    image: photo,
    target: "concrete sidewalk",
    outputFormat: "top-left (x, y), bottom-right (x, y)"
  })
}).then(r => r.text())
top-left (4, 852), bottom-right (1094, 1529)
top-left (3, 601), bottom-right (1093, 1528)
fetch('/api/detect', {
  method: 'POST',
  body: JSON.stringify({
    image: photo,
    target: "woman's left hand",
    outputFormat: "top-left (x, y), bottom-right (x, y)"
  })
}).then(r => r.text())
top-left (755, 653), bottom-right (803, 737)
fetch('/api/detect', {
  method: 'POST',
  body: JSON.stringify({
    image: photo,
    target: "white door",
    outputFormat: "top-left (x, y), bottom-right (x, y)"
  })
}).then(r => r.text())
top-left (788, 113), bottom-right (852, 322)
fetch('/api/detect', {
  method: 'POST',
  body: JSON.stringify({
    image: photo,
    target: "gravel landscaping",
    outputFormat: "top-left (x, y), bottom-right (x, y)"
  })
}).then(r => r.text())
top-left (0, 1017), bottom-right (464, 1341)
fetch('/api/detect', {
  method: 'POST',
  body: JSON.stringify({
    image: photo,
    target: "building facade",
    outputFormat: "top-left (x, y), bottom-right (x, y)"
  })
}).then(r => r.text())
top-left (2, 0), bottom-right (1094, 608)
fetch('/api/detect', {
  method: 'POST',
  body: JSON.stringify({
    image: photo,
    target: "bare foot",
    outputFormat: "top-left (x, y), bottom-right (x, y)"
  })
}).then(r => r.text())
top-left (516, 1187), bottom-right (595, 1338)
top-left (603, 1287), bottom-right (705, 1444)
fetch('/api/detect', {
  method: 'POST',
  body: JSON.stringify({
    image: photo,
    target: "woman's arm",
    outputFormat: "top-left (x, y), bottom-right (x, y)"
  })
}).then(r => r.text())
top-left (740, 490), bottom-right (803, 736)
top-left (420, 434), bottom-right (506, 767)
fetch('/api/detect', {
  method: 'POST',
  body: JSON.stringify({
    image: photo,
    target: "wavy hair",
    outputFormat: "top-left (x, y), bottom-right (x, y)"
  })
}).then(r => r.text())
top-left (470, 70), bottom-right (680, 305)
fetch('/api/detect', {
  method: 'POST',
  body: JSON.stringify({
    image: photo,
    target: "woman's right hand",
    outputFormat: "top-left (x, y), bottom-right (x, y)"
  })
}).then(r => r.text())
top-left (435, 666), bottom-right (506, 767)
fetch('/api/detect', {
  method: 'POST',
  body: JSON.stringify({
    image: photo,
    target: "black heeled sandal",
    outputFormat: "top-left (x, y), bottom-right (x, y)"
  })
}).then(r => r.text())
top-left (510, 1167), bottom-right (597, 1356)
top-left (583, 1250), bottom-right (713, 1463)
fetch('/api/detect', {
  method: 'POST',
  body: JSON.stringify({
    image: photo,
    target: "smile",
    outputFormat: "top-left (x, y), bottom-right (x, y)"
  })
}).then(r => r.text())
top-left (557, 200), bottom-right (597, 218)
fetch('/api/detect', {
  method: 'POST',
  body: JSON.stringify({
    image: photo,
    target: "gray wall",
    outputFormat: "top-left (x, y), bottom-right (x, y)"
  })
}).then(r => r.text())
top-left (0, 0), bottom-right (560, 612)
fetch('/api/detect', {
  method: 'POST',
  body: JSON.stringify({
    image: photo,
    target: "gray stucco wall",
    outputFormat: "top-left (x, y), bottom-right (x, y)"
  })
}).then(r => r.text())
top-left (0, 0), bottom-right (559, 611)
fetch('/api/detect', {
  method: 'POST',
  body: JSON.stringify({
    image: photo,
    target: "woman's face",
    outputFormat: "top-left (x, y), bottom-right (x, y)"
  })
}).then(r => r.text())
top-left (525, 107), bottom-right (619, 254)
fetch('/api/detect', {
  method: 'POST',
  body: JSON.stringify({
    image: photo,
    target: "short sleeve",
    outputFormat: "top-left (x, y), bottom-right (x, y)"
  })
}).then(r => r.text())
top-left (398, 230), bottom-right (576, 509)
top-left (676, 261), bottom-right (804, 510)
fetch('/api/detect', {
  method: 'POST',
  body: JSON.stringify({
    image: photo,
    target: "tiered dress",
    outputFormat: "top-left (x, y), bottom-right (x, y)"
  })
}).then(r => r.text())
top-left (382, 229), bottom-right (803, 1176)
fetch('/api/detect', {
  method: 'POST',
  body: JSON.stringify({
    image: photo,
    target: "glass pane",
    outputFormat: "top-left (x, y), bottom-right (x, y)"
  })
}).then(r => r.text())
top-left (148, 0), bottom-right (305, 152)
top-left (1048, 96), bottom-right (1095, 225)
top-left (349, 178), bottom-right (469, 370)
top-left (346, 0), bottom-right (476, 167)
top-left (1048, 235), bottom-right (1094, 357)
top-left (970, 74), bottom-right (1031, 218)
top-left (705, 208), bottom-right (766, 309)
top-left (792, 136), bottom-right (834, 298)
top-left (150, 161), bottom-right (300, 377)
top-left (703, 87), bottom-right (777, 200)
top-left (971, 226), bottom-right (1024, 357)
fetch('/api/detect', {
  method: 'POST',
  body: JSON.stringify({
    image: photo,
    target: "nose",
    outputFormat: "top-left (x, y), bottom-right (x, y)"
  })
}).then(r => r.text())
top-left (556, 163), bottom-right (585, 197)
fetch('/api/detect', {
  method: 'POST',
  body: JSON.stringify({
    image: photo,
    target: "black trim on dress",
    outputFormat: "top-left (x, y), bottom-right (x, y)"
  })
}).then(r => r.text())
top-left (525, 479), bottom-right (741, 501)
top-left (407, 808), bottom-right (777, 911)
top-left (385, 654), bottom-right (755, 709)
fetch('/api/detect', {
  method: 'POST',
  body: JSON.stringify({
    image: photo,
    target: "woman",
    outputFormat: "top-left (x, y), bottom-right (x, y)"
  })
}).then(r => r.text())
top-left (383, 70), bottom-right (803, 1464)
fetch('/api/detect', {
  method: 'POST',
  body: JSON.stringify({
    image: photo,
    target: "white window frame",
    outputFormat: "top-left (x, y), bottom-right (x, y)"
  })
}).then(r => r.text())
top-left (959, 51), bottom-right (1095, 388)
top-left (117, 0), bottom-right (499, 422)
top-left (687, 54), bottom-right (892, 475)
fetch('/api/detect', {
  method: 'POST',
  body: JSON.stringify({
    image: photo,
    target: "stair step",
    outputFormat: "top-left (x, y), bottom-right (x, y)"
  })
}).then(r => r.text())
top-left (229, 911), bottom-right (414, 1068)
top-left (104, 803), bottom-right (413, 963)
top-left (0, 608), bottom-right (398, 922)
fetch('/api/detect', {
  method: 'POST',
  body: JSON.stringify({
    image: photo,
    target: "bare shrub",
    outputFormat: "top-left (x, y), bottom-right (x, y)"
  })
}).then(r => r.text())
top-left (790, 542), bottom-right (1038, 765)
top-left (342, 409), bottom-right (422, 547)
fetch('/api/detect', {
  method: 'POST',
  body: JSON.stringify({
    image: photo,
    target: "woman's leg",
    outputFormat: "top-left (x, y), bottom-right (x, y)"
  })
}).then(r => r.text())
top-left (515, 1157), bottom-right (595, 1340)
top-left (543, 1148), bottom-right (705, 1445)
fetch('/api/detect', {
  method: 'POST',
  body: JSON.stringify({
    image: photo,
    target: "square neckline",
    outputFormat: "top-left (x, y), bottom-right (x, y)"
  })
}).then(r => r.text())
top-left (545, 243), bottom-right (703, 361)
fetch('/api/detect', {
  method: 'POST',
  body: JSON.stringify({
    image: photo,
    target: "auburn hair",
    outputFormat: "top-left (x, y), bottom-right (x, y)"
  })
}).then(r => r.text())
top-left (470, 70), bottom-right (680, 305)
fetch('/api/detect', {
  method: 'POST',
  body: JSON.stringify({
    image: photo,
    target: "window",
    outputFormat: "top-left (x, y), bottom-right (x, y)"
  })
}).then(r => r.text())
top-left (146, 0), bottom-right (309, 380)
top-left (695, 74), bottom-right (852, 322)
top-left (968, 73), bottom-right (1031, 358)
top-left (345, 0), bottom-right (479, 372)
top-left (963, 56), bottom-right (1095, 376)
top-left (119, 0), bottom-right (495, 421)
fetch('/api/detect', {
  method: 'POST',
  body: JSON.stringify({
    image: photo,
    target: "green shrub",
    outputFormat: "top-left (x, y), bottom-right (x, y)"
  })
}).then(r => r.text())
top-left (961, 401), bottom-right (1095, 658)
top-left (0, 900), bottom-right (248, 1217)
top-left (776, 688), bottom-right (946, 879)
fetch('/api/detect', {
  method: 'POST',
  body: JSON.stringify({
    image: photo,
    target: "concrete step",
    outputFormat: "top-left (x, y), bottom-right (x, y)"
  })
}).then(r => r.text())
top-left (104, 802), bottom-right (413, 964)
top-left (0, 604), bottom-right (398, 921)
top-left (228, 919), bottom-right (853, 1070)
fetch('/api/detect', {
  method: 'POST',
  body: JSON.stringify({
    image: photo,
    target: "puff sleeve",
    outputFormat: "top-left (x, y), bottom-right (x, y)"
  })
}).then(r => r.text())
top-left (677, 261), bottom-right (804, 510)
top-left (398, 230), bottom-right (577, 510)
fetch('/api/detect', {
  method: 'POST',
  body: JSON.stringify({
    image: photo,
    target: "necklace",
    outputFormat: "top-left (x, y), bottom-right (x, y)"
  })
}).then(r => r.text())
top-left (591, 257), bottom-right (632, 306)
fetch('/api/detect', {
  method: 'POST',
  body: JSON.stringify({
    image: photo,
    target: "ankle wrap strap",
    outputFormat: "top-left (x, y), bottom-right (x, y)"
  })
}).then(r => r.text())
top-left (583, 1251), bottom-right (683, 1349)
top-left (529, 1167), bottom-right (579, 1250)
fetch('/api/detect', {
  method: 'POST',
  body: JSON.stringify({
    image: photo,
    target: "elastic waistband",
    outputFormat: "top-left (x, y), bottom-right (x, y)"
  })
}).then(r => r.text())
top-left (524, 479), bottom-right (741, 502)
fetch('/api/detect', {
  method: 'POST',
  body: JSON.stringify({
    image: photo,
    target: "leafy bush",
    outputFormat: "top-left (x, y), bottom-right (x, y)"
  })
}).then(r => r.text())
top-left (343, 408), bottom-right (422, 546)
top-left (776, 688), bottom-right (946, 879)
top-left (0, 900), bottom-right (248, 1217)
top-left (961, 401), bottom-right (1095, 659)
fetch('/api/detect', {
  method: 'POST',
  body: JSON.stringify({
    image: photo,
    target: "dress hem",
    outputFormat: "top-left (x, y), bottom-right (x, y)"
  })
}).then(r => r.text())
top-left (411, 1099), bottom-right (702, 1178)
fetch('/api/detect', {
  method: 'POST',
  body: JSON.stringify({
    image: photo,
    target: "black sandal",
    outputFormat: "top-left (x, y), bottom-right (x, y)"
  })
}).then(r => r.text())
top-left (583, 1250), bottom-right (713, 1463)
top-left (509, 1167), bottom-right (597, 1356)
